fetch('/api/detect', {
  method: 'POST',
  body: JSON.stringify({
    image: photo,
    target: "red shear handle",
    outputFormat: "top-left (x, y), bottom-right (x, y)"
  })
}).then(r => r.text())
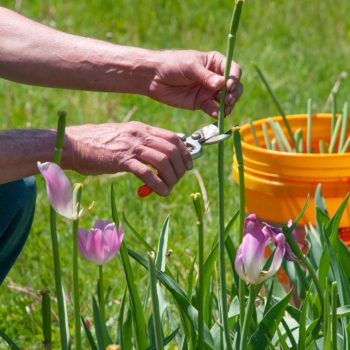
top-left (137, 184), bottom-right (153, 197)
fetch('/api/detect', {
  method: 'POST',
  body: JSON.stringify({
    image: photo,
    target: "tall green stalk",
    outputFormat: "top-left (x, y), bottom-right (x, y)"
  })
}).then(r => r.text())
top-left (50, 111), bottom-right (69, 349)
top-left (253, 64), bottom-right (298, 151)
top-left (239, 285), bottom-right (257, 350)
top-left (191, 193), bottom-right (204, 349)
top-left (217, 2), bottom-right (244, 349)
top-left (234, 129), bottom-right (246, 329)
top-left (41, 289), bottom-right (52, 350)
top-left (98, 265), bottom-right (105, 322)
top-left (148, 252), bottom-right (164, 350)
top-left (72, 184), bottom-right (83, 350)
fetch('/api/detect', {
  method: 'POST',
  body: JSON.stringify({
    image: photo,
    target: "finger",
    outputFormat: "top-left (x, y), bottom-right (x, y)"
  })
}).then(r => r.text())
top-left (136, 146), bottom-right (178, 189)
top-left (124, 159), bottom-right (169, 196)
top-left (225, 83), bottom-right (243, 106)
top-left (189, 63), bottom-right (225, 91)
top-left (146, 136), bottom-right (187, 179)
top-left (149, 127), bottom-right (193, 170)
top-left (200, 99), bottom-right (219, 118)
top-left (227, 61), bottom-right (242, 92)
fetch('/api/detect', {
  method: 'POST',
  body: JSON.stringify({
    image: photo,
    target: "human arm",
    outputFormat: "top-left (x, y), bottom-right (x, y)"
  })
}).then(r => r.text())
top-left (0, 122), bottom-right (191, 196)
top-left (0, 6), bottom-right (242, 117)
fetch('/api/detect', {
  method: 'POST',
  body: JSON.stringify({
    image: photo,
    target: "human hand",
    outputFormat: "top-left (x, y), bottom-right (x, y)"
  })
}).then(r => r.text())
top-left (64, 121), bottom-right (192, 196)
top-left (147, 50), bottom-right (243, 117)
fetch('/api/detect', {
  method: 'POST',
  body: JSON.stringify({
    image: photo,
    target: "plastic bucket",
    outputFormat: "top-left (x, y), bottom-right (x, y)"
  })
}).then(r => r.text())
top-left (232, 114), bottom-right (350, 245)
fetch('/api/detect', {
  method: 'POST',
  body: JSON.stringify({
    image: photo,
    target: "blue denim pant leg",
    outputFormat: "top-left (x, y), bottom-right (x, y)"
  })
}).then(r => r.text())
top-left (0, 177), bottom-right (36, 284)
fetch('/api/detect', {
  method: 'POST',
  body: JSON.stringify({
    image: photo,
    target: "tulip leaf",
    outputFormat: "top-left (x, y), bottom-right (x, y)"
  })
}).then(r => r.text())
top-left (186, 257), bottom-right (196, 299)
top-left (0, 329), bottom-right (20, 350)
top-left (128, 248), bottom-right (215, 349)
top-left (146, 327), bottom-right (180, 350)
top-left (81, 316), bottom-right (98, 350)
top-left (298, 292), bottom-right (311, 349)
top-left (111, 184), bottom-right (149, 349)
top-left (250, 289), bottom-right (293, 350)
top-left (155, 216), bottom-right (171, 318)
top-left (92, 297), bottom-right (112, 348)
top-left (116, 289), bottom-right (132, 349)
top-left (122, 212), bottom-right (153, 252)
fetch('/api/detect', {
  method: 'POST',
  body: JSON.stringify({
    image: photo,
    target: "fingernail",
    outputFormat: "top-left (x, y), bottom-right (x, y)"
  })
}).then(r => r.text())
top-left (162, 186), bottom-right (170, 196)
top-left (187, 160), bottom-right (193, 170)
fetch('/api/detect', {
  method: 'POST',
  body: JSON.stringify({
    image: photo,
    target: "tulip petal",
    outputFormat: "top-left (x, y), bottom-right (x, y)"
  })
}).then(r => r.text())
top-left (259, 233), bottom-right (286, 283)
top-left (234, 246), bottom-right (246, 282)
top-left (93, 220), bottom-right (112, 231)
top-left (37, 162), bottom-right (73, 219)
top-left (241, 215), bottom-right (269, 284)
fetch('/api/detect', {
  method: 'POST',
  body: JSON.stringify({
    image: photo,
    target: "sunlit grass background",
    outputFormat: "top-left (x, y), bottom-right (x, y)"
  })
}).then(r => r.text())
top-left (0, 0), bottom-right (350, 347)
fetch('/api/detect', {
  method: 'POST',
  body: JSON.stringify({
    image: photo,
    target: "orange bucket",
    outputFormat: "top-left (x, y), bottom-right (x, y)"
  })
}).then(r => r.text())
top-left (233, 114), bottom-right (350, 245)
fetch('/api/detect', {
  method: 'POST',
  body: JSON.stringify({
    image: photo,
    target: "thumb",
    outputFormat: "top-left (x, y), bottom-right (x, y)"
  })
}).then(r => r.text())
top-left (192, 64), bottom-right (225, 91)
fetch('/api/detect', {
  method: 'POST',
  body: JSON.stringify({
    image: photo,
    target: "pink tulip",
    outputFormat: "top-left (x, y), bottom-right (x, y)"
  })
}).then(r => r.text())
top-left (78, 220), bottom-right (123, 265)
top-left (37, 162), bottom-right (84, 220)
top-left (235, 214), bottom-right (286, 285)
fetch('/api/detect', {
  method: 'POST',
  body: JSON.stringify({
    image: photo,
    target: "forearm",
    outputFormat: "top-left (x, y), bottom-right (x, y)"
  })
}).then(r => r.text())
top-left (0, 6), bottom-right (158, 95)
top-left (0, 129), bottom-right (71, 184)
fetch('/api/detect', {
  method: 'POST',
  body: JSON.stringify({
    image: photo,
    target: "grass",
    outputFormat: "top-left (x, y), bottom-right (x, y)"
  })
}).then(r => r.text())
top-left (0, 0), bottom-right (350, 347)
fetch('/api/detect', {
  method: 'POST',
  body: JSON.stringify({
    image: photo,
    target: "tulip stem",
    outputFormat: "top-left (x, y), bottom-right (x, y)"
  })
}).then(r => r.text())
top-left (217, 3), bottom-right (243, 349)
top-left (50, 111), bottom-right (69, 350)
top-left (72, 220), bottom-right (81, 350)
top-left (239, 284), bottom-right (257, 350)
top-left (233, 128), bottom-right (247, 326)
top-left (72, 183), bottom-right (83, 350)
top-left (191, 193), bottom-right (204, 349)
top-left (98, 264), bottom-right (105, 321)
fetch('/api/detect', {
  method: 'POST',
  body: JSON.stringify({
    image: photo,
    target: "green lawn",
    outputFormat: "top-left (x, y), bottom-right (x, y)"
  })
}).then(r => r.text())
top-left (1, 0), bottom-right (350, 347)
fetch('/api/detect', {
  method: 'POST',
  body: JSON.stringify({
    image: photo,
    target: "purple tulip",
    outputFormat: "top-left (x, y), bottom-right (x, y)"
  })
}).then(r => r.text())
top-left (37, 161), bottom-right (83, 220)
top-left (235, 214), bottom-right (286, 285)
top-left (78, 220), bottom-right (123, 265)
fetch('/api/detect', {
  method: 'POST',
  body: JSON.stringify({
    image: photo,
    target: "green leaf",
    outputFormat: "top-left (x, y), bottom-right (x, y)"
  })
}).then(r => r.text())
top-left (250, 290), bottom-right (293, 350)
top-left (146, 327), bottom-right (180, 350)
top-left (0, 329), bottom-right (20, 350)
top-left (122, 212), bottom-right (153, 252)
top-left (335, 306), bottom-right (350, 318)
top-left (186, 258), bottom-right (196, 299)
top-left (92, 297), bottom-right (112, 349)
top-left (298, 292), bottom-right (311, 349)
top-left (81, 316), bottom-right (98, 350)
top-left (111, 185), bottom-right (149, 349)
top-left (128, 248), bottom-right (215, 349)
top-left (155, 216), bottom-right (170, 317)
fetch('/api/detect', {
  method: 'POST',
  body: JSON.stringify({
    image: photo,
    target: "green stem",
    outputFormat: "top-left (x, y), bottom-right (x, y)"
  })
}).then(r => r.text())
top-left (191, 193), bottom-right (204, 349)
top-left (98, 264), bottom-right (105, 322)
top-left (50, 111), bottom-right (69, 350)
top-left (262, 123), bottom-right (271, 150)
top-left (307, 98), bottom-right (312, 153)
top-left (239, 285), bottom-right (257, 350)
top-left (331, 282), bottom-right (338, 350)
top-left (234, 129), bottom-right (247, 327)
top-left (331, 93), bottom-right (337, 137)
top-left (72, 219), bottom-right (81, 350)
top-left (253, 64), bottom-right (297, 151)
top-left (148, 253), bottom-right (164, 350)
top-left (338, 102), bottom-right (348, 152)
top-left (249, 121), bottom-right (260, 147)
top-left (41, 289), bottom-right (52, 350)
top-left (329, 113), bottom-right (342, 153)
top-left (217, 2), bottom-right (244, 350)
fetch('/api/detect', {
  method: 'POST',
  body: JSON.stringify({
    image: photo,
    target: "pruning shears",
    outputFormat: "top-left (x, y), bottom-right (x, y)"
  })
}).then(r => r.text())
top-left (137, 123), bottom-right (233, 197)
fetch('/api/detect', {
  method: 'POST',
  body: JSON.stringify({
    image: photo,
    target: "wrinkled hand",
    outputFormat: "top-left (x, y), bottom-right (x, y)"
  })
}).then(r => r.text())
top-left (64, 121), bottom-right (192, 196)
top-left (148, 50), bottom-right (243, 117)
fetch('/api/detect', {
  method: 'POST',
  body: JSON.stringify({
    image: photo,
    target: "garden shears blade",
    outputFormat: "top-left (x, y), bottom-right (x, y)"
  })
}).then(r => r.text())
top-left (137, 123), bottom-right (232, 197)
